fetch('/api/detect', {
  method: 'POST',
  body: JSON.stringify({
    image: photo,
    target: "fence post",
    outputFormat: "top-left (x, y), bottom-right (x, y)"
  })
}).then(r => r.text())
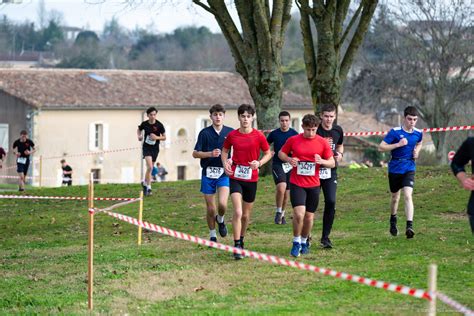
top-left (138, 191), bottom-right (144, 245)
top-left (87, 173), bottom-right (94, 310)
top-left (428, 264), bottom-right (437, 316)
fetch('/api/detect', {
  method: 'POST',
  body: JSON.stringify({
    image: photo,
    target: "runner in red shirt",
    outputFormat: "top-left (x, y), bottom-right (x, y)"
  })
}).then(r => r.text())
top-left (279, 114), bottom-right (334, 257)
top-left (221, 104), bottom-right (272, 260)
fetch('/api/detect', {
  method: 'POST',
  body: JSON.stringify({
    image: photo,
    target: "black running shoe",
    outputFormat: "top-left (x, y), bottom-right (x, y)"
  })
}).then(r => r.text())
top-left (406, 227), bottom-right (415, 239)
top-left (234, 244), bottom-right (244, 260)
top-left (142, 183), bottom-right (148, 196)
top-left (390, 221), bottom-right (398, 236)
top-left (320, 238), bottom-right (333, 249)
top-left (210, 237), bottom-right (217, 243)
top-left (281, 215), bottom-right (287, 225)
top-left (274, 212), bottom-right (283, 224)
top-left (216, 216), bottom-right (228, 237)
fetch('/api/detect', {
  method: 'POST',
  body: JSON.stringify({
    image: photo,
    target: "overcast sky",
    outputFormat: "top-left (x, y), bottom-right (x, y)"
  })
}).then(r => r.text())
top-left (0, 0), bottom-right (224, 33)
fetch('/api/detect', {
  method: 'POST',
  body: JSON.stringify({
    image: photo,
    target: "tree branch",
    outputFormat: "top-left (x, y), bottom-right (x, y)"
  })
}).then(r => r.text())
top-left (338, 2), bottom-right (363, 49)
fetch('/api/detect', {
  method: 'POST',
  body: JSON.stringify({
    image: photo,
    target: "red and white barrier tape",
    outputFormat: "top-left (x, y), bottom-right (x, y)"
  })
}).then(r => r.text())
top-left (436, 292), bottom-right (474, 316)
top-left (90, 198), bottom-right (141, 213)
top-left (0, 194), bottom-right (137, 201)
top-left (96, 209), bottom-right (432, 301)
top-left (343, 125), bottom-right (473, 137)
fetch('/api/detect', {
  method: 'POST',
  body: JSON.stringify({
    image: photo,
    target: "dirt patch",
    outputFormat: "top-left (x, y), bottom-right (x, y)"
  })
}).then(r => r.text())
top-left (438, 211), bottom-right (467, 220)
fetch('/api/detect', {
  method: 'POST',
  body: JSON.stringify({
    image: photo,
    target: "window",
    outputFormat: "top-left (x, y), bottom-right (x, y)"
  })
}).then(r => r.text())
top-left (0, 124), bottom-right (8, 150)
top-left (291, 118), bottom-right (301, 131)
top-left (201, 119), bottom-right (211, 129)
top-left (95, 124), bottom-right (103, 149)
top-left (177, 166), bottom-right (186, 180)
top-left (91, 169), bottom-right (101, 184)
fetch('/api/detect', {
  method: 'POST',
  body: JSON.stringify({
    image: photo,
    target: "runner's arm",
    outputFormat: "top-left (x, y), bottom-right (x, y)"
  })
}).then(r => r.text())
top-left (413, 141), bottom-right (422, 159)
top-left (378, 139), bottom-right (406, 152)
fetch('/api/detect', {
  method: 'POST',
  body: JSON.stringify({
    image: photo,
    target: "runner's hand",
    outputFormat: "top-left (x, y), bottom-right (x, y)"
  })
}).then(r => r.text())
top-left (462, 177), bottom-right (474, 191)
top-left (211, 149), bottom-right (221, 157)
top-left (398, 138), bottom-right (408, 147)
top-left (249, 160), bottom-right (260, 170)
top-left (413, 149), bottom-right (420, 159)
top-left (315, 154), bottom-right (323, 164)
top-left (288, 157), bottom-right (299, 167)
top-left (224, 159), bottom-right (233, 176)
top-left (138, 135), bottom-right (143, 141)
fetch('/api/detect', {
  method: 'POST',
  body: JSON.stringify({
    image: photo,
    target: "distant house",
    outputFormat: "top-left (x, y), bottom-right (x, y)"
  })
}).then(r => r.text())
top-left (0, 68), bottom-right (405, 187)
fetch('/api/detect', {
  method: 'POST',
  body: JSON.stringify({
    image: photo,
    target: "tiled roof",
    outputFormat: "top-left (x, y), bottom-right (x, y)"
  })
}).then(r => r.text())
top-left (0, 68), bottom-right (311, 109)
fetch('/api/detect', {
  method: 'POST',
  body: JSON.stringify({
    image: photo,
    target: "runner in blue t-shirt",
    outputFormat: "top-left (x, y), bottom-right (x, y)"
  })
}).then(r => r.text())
top-left (379, 106), bottom-right (423, 239)
top-left (193, 104), bottom-right (233, 243)
top-left (266, 111), bottom-right (298, 225)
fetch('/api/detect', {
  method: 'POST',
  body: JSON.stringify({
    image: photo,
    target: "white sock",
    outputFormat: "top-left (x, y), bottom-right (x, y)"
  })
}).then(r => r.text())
top-left (301, 237), bottom-right (307, 244)
top-left (276, 207), bottom-right (282, 213)
top-left (147, 185), bottom-right (151, 190)
top-left (281, 210), bottom-right (285, 217)
top-left (210, 229), bottom-right (217, 238)
top-left (293, 236), bottom-right (301, 243)
top-left (216, 215), bottom-right (224, 223)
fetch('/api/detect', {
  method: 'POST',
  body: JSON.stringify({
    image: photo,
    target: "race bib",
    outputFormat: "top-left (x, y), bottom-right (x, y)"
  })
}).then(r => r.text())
top-left (297, 161), bottom-right (315, 176)
top-left (234, 165), bottom-right (252, 180)
top-left (319, 167), bottom-right (331, 180)
top-left (17, 157), bottom-right (27, 164)
top-left (63, 177), bottom-right (71, 182)
top-left (206, 166), bottom-right (224, 179)
top-left (282, 162), bottom-right (293, 173)
top-left (145, 135), bottom-right (156, 145)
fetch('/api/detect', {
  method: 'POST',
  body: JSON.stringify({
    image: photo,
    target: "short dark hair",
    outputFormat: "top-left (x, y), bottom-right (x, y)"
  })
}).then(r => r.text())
top-left (146, 106), bottom-right (158, 115)
top-left (60, 159), bottom-right (66, 163)
top-left (320, 104), bottom-right (337, 113)
top-left (302, 114), bottom-right (320, 127)
top-left (209, 104), bottom-right (226, 114)
top-left (404, 106), bottom-right (418, 117)
top-left (279, 111), bottom-right (291, 118)
top-left (20, 130), bottom-right (28, 135)
top-left (237, 104), bottom-right (255, 116)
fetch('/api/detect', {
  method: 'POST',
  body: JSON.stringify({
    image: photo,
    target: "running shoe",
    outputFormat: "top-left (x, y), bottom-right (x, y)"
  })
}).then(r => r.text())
top-left (406, 227), bottom-right (415, 239)
top-left (210, 237), bottom-right (217, 243)
top-left (281, 215), bottom-right (287, 225)
top-left (274, 212), bottom-right (283, 224)
top-left (234, 243), bottom-right (244, 260)
top-left (216, 216), bottom-right (228, 237)
top-left (390, 221), bottom-right (398, 236)
top-left (142, 182), bottom-right (148, 196)
top-left (290, 242), bottom-right (301, 257)
top-left (146, 188), bottom-right (152, 196)
top-left (320, 238), bottom-right (333, 249)
top-left (300, 242), bottom-right (310, 254)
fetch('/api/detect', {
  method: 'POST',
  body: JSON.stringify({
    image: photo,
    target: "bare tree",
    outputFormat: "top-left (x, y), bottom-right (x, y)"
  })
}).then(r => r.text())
top-left (192, 1), bottom-right (292, 130)
top-left (296, 0), bottom-right (378, 112)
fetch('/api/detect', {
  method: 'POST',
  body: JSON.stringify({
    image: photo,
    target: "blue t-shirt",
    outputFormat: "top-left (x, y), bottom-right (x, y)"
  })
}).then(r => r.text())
top-left (383, 126), bottom-right (423, 174)
top-left (267, 128), bottom-right (299, 165)
top-left (194, 125), bottom-right (233, 178)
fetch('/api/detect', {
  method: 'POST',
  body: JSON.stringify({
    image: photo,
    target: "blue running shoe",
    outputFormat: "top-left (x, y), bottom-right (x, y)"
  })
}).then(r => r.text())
top-left (301, 242), bottom-right (309, 254)
top-left (210, 237), bottom-right (217, 243)
top-left (290, 242), bottom-right (301, 257)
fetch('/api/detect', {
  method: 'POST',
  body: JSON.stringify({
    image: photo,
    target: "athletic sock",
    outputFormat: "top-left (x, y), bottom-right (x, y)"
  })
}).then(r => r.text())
top-left (234, 239), bottom-right (241, 247)
top-left (281, 210), bottom-right (285, 217)
top-left (406, 220), bottom-right (413, 229)
top-left (240, 236), bottom-right (244, 243)
top-left (216, 215), bottom-right (224, 223)
top-left (276, 207), bottom-right (282, 213)
top-left (390, 214), bottom-right (397, 223)
top-left (147, 185), bottom-right (151, 190)
top-left (293, 236), bottom-right (301, 243)
top-left (301, 237), bottom-right (307, 245)
top-left (210, 229), bottom-right (217, 238)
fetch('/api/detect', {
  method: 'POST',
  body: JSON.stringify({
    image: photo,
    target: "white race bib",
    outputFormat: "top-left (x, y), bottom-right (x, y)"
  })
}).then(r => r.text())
top-left (206, 166), bottom-right (224, 179)
top-left (17, 157), bottom-right (27, 164)
top-left (145, 135), bottom-right (156, 145)
top-left (319, 167), bottom-right (331, 180)
top-left (63, 177), bottom-right (71, 181)
top-left (282, 162), bottom-right (293, 173)
top-left (234, 165), bottom-right (252, 180)
top-left (297, 161), bottom-right (315, 176)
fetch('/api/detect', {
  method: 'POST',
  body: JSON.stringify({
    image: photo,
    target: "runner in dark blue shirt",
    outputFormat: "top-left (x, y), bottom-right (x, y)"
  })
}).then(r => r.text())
top-left (193, 104), bottom-right (233, 243)
top-left (451, 137), bottom-right (474, 233)
top-left (379, 106), bottom-right (423, 239)
top-left (267, 111), bottom-right (298, 225)
top-left (12, 130), bottom-right (36, 192)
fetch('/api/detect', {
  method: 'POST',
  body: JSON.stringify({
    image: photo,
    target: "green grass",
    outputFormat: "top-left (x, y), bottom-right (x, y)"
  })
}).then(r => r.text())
top-left (0, 166), bottom-right (472, 315)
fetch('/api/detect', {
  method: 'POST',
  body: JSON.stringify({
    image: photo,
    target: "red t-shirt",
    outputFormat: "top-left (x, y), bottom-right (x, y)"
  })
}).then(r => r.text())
top-left (223, 129), bottom-right (270, 182)
top-left (280, 134), bottom-right (333, 187)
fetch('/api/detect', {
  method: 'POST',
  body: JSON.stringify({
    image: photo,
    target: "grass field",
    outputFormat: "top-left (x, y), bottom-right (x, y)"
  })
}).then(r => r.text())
top-left (0, 166), bottom-right (472, 315)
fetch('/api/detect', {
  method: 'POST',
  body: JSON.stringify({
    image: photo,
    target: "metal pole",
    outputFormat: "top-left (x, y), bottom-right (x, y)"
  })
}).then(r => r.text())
top-left (87, 173), bottom-right (94, 310)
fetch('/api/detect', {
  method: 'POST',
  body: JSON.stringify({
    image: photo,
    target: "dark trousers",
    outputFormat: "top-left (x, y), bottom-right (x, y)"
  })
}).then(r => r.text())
top-left (320, 173), bottom-right (337, 240)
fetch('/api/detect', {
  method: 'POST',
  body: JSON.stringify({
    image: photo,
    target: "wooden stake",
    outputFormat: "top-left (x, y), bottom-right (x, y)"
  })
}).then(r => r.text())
top-left (87, 173), bottom-right (94, 310)
top-left (428, 264), bottom-right (437, 316)
top-left (138, 191), bottom-right (144, 245)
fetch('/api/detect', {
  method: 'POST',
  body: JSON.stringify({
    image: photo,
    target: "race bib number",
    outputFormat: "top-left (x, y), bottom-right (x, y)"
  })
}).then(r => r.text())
top-left (17, 157), bottom-right (27, 164)
top-left (206, 167), bottom-right (224, 179)
top-left (145, 135), bottom-right (156, 145)
top-left (234, 165), bottom-right (252, 180)
top-left (297, 161), bottom-right (315, 176)
top-left (319, 167), bottom-right (331, 180)
top-left (63, 177), bottom-right (71, 182)
top-left (282, 162), bottom-right (293, 173)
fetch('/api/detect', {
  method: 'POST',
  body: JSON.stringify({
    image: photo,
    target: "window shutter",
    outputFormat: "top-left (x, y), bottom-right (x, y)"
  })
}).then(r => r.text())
top-left (89, 123), bottom-right (96, 151)
top-left (103, 123), bottom-right (109, 150)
